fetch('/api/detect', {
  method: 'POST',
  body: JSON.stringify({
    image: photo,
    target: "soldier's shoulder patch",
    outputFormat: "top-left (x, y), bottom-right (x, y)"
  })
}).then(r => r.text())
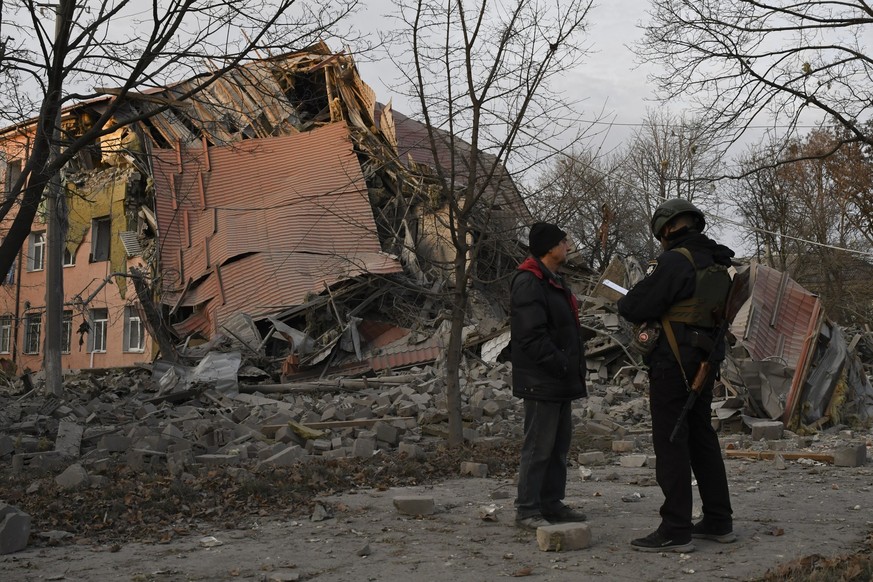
top-left (645, 260), bottom-right (658, 276)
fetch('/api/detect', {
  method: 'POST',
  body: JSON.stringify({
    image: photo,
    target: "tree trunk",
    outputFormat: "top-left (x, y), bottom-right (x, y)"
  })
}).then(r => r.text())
top-left (444, 244), bottom-right (469, 446)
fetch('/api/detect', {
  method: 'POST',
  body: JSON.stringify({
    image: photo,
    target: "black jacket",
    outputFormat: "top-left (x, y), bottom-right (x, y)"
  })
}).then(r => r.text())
top-left (510, 257), bottom-right (587, 401)
top-left (617, 232), bottom-right (735, 372)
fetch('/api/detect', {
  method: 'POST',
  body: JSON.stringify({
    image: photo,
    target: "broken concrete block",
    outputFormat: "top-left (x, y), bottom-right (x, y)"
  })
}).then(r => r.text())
top-left (619, 454), bottom-right (648, 468)
top-left (373, 421), bottom-right (399, 445)
top-left (460, 462), bottom-right (488, 478)
top-left (0, 503), bottom-right (31, 555)
top-left (54, 420), bottom-right (84, 458)
top-left (577, 451), bottom-right (606, 466)
top-left (398, 442), bottom-right (422, 458)
top-left (393, 496), bottom-right (435, 516)
top-left (536, 523), bottom-right (592, 551)
top-left (352, 438), bottom-right (375, 458)
top-left (97, 434), bottom-right (131, 453)
top-left (612, 440), bottom-right (635, 453)
top-left (56, 463), bottom-right (90, 489)
top-left (749, 420), bottom-right (784, 441)
top-left (126, 449), bottom-right (165, 471)
top-left (834, 443), bottom-right (867, 467)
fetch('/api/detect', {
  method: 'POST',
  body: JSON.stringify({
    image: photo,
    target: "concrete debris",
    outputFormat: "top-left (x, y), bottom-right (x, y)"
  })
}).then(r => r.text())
top-left (0, 503), bottom-right (31, 555)
top-left (392, 496), bottom-right (435, 516)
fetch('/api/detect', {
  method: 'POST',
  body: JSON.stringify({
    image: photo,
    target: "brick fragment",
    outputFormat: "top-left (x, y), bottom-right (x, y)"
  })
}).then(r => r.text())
top-left (536, 523), bottom-right (592, 551)
top-left (612, 440), bottom-right (635, 453)
top-left (393, 496), bottom-right (435, 516)
top-left (619, 454), bottom-right (648, 468)
top-left (460, 461), bottom-right (488, 478)
top-left (577, 451), bottom-right (605, 466)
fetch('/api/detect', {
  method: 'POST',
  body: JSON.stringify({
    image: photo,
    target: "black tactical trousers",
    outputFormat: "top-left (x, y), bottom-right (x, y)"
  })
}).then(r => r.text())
top-left (515, 399), bottom-right (572, 518)
top-left (649, 365), bottom-right (733, 539)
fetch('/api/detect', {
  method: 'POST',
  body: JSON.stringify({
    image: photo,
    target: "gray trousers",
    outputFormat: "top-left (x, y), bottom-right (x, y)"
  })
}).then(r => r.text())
top-left (515, 399), bottom-right (572, 518)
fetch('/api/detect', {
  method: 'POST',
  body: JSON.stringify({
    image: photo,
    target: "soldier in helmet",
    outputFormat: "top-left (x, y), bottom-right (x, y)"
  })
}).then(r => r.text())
top-left (617, 198), bottom-right (737, 552)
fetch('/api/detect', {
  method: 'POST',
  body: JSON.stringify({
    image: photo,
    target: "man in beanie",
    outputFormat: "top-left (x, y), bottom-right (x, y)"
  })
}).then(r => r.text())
top-left (510, 222), bottom-right (588, 530)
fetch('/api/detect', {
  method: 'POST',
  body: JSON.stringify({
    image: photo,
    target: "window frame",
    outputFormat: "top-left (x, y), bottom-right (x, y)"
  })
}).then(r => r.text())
top-left (0, 315), bottom-right (11, 354)
top-left (24, 313), bottom-right (41, 354)
top-left (123, 306), bottom-right (145, 352)
top-left (61, 310), bottom-right (72, 354)
top-left (88, 308), bottom-right (108, 353)
top-left (63, 246), bottom-right (76, 267)
top-left (28, 232), bottom-right (46, 271)
top-left (90, 217), bottom-right (111, 263)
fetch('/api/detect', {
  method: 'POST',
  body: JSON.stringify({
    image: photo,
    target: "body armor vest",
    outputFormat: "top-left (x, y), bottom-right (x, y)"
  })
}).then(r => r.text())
top-left (663, 247), bottom-right (731, 329)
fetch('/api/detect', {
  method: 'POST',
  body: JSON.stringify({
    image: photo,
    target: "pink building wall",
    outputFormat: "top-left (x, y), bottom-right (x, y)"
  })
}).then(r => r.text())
top-left (0, 125), bottom-right (154, 373)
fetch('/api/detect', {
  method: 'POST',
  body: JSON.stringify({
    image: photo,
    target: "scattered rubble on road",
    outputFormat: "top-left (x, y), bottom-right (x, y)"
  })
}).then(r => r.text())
top-left (0, 258), bottom-right (872, 559)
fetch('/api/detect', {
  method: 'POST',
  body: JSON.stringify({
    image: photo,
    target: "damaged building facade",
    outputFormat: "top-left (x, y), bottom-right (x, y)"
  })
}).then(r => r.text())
top-left (0, 121), bottom-right (154, 372)
top-left (0, 42), bottom-right (530, 378)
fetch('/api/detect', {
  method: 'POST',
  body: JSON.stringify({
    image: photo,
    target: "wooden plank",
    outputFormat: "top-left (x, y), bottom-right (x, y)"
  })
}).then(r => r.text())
top-left (261, 416), bottom-right (415, 437)
top-left (725, 450), bottom-right (834, 463)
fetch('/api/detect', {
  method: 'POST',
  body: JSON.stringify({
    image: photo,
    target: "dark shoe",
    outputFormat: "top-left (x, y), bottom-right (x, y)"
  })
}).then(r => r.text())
top-left (692, 521), bottom-right (737, 543)
top-left (542, 505), bottom-right (587, 523)
top-left (631, 530), bottom-right (694, 553)
top-left (515, 514), bottom-right (551, 530)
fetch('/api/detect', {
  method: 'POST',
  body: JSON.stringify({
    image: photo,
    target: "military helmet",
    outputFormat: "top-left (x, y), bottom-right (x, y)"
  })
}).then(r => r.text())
top-left (650, 198), bottom-right (706, 238)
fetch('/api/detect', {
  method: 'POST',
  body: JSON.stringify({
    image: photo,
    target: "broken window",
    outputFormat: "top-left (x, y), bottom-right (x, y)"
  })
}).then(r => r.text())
top-left (24, 313), bottom-right (41, 354)
top-left (3, 159), bottom-right (21, 196)
top-left (62, 310), bottom-right (72, 354)
top-left (90, 217), bottom-right (111, 262)
top-left (3, 260), bottom-right (14, 285)
top-left (0, 315), bottom-right (11, 354)
top-left (28, 232), bottom-right (45, 271)
top-left (88, 308), bottom-right (108, 353)
top-left (124, 306), bottom-right (144, 352)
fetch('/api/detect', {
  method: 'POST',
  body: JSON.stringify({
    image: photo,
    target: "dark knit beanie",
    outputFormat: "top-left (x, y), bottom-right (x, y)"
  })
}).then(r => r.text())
top-left (529, 222), bottom-right (567, 257)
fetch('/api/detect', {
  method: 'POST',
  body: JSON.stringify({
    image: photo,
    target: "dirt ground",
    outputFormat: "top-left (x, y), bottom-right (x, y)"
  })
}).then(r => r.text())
top-left (2, 448), bottom-right (871, 582)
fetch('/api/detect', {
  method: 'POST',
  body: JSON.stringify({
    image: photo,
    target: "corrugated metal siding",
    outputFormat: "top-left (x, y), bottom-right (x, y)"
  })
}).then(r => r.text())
top-left (153, 123), bottom-right (401, 336)
top-left (736, 264), bottom-right (822, 369)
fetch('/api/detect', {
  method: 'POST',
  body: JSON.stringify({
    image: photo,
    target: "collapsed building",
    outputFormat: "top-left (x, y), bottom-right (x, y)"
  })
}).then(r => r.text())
top-left (0, 41), bottom-right (534, 379)
top-left (0, 41), bottom-right (869, 442)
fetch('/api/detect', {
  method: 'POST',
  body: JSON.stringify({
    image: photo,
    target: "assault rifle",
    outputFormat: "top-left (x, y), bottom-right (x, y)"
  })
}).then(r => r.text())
top-left (669, 268), bottom-right (750, 443)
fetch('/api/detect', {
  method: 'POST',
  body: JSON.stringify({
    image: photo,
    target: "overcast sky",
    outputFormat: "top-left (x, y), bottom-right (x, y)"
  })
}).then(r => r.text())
top-left (356, 0), bottom-right (658, 154)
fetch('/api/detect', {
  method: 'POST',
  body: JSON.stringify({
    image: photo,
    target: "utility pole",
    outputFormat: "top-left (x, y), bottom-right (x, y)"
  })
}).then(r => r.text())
top-left (43, 0), bottom-right (72, 396)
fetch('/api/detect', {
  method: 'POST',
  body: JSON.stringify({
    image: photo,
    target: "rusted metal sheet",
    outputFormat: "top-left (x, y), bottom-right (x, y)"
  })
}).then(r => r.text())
top-left (729, 263), bottom-right (825, 426)
top-left (153, 123), bottom-right (402, 338)
top-left (731, 263), bottom-right (822, 369)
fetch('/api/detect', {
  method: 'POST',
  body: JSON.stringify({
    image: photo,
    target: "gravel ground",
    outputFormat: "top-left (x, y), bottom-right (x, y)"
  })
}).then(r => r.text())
top-left (2, 446), bottom-right (871, 582)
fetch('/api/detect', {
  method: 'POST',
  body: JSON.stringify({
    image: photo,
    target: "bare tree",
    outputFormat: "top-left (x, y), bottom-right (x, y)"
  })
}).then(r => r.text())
top-left (0, 0), bottom-right (358, 394)
top-left (637, 0), bottom-right (873, 151)
top-left (528, 150), bottom-right (649, 270)
top-left (385, 0), bottom-right (594, 445)
top-left (622, 109), bottom-right (723, 257)
top-left (730, 126), bottom-right (873, 323)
